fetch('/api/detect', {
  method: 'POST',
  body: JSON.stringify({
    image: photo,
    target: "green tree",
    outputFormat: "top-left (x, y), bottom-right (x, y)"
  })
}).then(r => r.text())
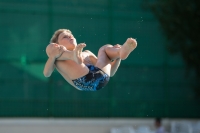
top-left (144, 0), bottom-right (200, 97)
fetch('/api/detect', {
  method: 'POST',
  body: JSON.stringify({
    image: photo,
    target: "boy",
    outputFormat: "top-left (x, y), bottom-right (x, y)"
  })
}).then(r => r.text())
top-left (43, 29), bottom-right (137, 91)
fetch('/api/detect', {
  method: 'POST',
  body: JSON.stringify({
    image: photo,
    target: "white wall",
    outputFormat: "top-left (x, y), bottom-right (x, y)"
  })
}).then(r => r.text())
top-left (0, 118), bottom-right (199, 133)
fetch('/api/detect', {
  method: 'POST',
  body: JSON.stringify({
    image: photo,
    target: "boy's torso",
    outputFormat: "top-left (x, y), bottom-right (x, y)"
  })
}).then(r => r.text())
top-left (55, 52), bottom-right (93, 80)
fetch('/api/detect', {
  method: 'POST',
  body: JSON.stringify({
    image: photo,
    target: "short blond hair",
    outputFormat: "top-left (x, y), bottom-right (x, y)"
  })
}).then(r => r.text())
top-left (50, 29), bottom-right (72, 43)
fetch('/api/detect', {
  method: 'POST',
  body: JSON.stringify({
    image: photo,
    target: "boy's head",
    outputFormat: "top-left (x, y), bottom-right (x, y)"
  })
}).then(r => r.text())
top-left (49, 29), bottom-right (77, 50)
top-left (50, 29), bottom-right (72, 43)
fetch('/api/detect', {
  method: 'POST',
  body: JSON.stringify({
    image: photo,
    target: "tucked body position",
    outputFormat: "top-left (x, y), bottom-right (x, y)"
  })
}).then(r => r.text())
top-left (43, 29), bottom-right (137, 91)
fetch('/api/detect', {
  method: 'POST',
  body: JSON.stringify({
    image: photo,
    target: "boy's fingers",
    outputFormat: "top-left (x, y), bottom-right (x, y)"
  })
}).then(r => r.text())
top-left (78, 43), bottom-right (86, 45)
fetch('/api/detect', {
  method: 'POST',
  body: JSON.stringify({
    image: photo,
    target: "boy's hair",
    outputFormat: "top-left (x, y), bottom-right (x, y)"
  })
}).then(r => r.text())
top-left (50, 29), bottom-right (72, 43)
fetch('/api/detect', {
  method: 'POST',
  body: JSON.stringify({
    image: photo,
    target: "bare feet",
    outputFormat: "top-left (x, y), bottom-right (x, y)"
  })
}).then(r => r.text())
top-left (120, 38), bottom-right (137, 60)
top-left (73, 43), bottom-right (86, 64)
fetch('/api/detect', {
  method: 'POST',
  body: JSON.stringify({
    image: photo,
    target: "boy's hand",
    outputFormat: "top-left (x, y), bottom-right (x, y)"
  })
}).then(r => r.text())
top-left (48, 43), bottom-right (66, 59)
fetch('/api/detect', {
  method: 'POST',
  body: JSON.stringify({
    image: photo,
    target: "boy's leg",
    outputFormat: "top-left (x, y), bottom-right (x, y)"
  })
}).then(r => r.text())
top-left (95, 38), bottom-right (137, 76)
top-left (95, 45), bottom-right (114, 76)
top-left (104, 38), bottom-right (137, 60)
top-left (119, 38), bottom-right (137, 60)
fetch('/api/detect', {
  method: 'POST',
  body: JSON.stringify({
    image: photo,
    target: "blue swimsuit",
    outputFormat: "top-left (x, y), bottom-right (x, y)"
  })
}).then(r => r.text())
top-left (72, 65), bottom-right (110, 91)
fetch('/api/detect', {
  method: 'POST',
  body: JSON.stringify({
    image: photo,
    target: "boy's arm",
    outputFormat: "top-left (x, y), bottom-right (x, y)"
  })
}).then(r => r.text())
top-left (43, 44), bottom-right (64, 77)
top-left (55, 49), bottom-right (72, 61)
top-left (43, 57), bottom-right (56, 77)
top-left (56, 43), bottom-right (86, 61)
top-left (43, 45), bottom-right (74, 77)
top-left (110, 58), bottom-right (121, 77)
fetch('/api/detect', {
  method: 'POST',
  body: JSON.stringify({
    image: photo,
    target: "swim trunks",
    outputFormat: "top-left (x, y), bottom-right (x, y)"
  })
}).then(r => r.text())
top-left (72, 65), bottom-right (110, 91)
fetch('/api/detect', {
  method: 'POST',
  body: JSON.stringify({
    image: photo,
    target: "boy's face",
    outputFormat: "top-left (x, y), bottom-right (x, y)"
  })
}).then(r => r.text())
top-left (57, 31), bottom-right (77, 50)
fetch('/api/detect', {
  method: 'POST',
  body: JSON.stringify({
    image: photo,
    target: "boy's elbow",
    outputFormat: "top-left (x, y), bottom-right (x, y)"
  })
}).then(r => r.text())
top-left (43, 71), bottom-right (51, 78)
top-left (44, 75), bottom-right (50, 78)
top-left (110, 70), bottom-right (117, 77)
top-left (110, 73), bottom-right (115, 77)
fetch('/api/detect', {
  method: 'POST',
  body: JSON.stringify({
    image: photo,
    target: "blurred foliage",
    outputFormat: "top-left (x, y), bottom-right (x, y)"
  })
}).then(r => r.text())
top-left (143, 0), bottom-right (200, 97)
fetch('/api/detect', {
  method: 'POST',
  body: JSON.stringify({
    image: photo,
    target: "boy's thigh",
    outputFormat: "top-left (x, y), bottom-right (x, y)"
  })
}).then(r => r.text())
top-left (95, 45), bottom-right (113, 76)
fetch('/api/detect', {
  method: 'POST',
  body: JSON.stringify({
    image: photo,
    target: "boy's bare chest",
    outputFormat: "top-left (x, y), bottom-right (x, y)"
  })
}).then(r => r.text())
top-left (55, 57), bottom-right (90, 79)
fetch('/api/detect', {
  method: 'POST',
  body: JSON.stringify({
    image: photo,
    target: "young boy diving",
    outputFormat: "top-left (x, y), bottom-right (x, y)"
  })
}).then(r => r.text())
top-left (43, 29), bottom-right (137, 91)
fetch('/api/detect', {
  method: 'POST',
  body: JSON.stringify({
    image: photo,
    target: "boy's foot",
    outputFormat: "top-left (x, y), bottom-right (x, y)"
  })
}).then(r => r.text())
top-left (73, 43), bottom-right (86, 64)
top-left (120, 38), bottom-right (137, 60)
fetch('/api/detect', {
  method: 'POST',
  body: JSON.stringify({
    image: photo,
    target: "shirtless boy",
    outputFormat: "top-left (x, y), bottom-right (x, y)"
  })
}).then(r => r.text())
top-left (43, 29), bottom-right (137, 91)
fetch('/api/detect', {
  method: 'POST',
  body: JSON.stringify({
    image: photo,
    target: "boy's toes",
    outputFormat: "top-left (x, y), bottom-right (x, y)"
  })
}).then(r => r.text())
top-left (79, 43), bottom-right (86, 48)
top-left (126, 38), bottom-right (137, 48)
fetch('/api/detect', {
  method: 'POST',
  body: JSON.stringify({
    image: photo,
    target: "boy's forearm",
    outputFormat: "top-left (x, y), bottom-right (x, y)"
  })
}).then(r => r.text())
top-left (43, 57), bottom-right (56, 77)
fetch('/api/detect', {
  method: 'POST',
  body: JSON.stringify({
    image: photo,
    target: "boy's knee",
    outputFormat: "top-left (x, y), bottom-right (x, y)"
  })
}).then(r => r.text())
top-left (100, 44), bottom-right (113, 50)
top-left (104, 44), bottom-right (113, 47)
